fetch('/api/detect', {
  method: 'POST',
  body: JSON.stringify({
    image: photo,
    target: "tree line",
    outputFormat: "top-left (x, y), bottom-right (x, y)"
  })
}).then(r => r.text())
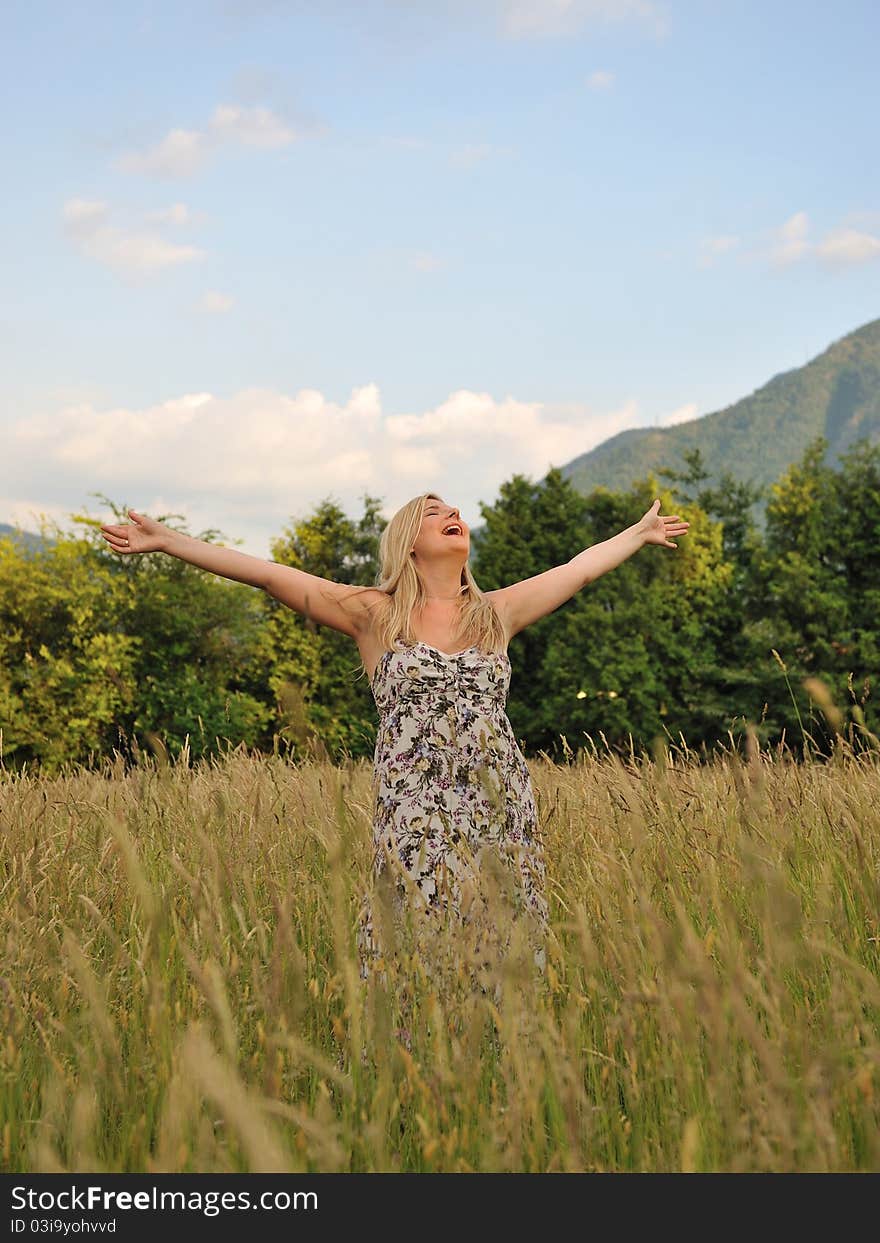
top-left (1, 434), bottom-right (877, 774)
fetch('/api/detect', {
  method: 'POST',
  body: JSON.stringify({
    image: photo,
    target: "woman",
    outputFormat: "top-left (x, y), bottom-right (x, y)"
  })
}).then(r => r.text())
top-left (100, 493), bottom-right (688, 990)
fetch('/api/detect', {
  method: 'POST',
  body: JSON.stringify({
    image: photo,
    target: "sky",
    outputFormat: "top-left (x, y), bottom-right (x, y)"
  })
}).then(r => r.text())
top-left (2, 0), bottom-right (878, 557)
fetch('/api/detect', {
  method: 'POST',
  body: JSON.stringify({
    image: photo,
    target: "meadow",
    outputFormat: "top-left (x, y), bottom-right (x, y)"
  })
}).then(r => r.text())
top-left (1, 721), bottom-right (878, 1174)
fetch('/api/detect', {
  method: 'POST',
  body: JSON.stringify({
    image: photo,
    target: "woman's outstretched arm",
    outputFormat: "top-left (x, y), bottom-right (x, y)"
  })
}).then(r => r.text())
top-left (100, 508), bottom-right (382, 637)
top-left (101, 509), bottom-right (272, 588)
top-left (488, 500), bottom-right (689, 640)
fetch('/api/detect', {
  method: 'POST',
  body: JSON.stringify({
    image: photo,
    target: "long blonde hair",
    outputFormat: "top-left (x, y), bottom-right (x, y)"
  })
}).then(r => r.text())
top-left (319, 491), bottom-right (508, 676)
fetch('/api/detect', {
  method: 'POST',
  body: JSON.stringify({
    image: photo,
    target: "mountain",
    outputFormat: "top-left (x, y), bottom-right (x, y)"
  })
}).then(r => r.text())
top-left (0, 522), bottom-right (49, 552)
top-left (557, 316), bottom-right (880, 518)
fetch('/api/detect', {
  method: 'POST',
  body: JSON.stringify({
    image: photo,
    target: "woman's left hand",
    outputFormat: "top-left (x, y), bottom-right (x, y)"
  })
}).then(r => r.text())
top-left (638, 499), bottom-right (690, 548)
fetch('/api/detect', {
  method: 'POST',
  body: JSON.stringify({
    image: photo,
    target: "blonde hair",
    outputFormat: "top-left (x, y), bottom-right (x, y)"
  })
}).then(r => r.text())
top-left (319, 491), bottom-right (508, 679)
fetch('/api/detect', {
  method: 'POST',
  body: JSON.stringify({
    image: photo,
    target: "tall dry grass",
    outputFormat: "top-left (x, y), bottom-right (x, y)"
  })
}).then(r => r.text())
top-left (1, 723), bottom-right (878, 1173)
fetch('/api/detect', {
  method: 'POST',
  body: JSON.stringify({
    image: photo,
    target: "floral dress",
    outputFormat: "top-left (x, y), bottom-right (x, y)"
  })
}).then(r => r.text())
top-left (356, 640), bottom-right (549, 983)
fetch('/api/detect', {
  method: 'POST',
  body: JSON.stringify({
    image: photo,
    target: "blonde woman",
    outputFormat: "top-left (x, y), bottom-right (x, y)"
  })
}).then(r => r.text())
top-left (100, 493), bottom-right (688, 988)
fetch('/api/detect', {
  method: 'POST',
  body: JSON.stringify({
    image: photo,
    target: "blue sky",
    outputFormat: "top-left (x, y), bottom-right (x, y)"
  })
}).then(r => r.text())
top-left (2, 0), bottom-right (878, 556)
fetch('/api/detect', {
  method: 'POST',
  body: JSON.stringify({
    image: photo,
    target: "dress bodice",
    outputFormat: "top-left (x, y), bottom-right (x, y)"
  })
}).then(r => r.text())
top-left (370, 640), bottom-right (511, 718)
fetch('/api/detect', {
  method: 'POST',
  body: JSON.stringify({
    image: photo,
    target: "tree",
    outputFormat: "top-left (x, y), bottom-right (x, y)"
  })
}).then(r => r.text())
top-left (658, 446), bottom-right (764, 575)
top-left (542, 479), bottom-right (741, 756)
top-left (471, 468), bottom-right (593, 754)
top-left (747, 437), bottom-right (868, 754)
top-left (0, 498), bottom-right (272, 772)
top-left (256, 493), bottom-right (387, 761)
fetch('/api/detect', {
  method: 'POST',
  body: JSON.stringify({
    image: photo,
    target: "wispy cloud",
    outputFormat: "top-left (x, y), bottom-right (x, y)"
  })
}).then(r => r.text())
top-left (768, 211), bottom-right (811, 267)
top-left (657, 401), bottom-right (698, 427)
top-left (697, 234), bottom-right (741, 269)
top-left (378, 136), bottom-right (514, 167)
top-left (381, 135), bottom-right (430, 151)
top-left (765, 212), bottom-right (880, 269)
top-left (700, 211), bottom-right (880, 271)
top-left (114, 103), bottom-right (311, 179)
top-left (449, 142), bottom-right (515, 169)
top-left (499, 0), bottom-right (668, 40)
top-left (116, 128), bottom-right (209, 179)
top-left (410, 252), bottom-right (447, 273)
top-left (815, 227), bottom-right (880, 266)
top-left (586, 69), bottom-right (616, 90)
top-left (61, 198), bottom-right (206, 277)
top-left (838, 207), bottom-right (880, 231)
top-left (145, 202), bottom-right (205, 227)
top-left (217, 1), bottom-right (669, 43)
top-left (197, 291), bottom-right (235, 313)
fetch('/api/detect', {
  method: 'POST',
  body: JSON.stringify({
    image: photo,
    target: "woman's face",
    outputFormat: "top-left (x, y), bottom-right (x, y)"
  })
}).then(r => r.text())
top-left (412, 498), bottom-right (469, 559)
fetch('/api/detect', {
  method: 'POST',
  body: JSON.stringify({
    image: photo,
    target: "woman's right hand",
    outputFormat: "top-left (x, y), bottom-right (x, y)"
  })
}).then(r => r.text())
top-left (100, 509), bottom-right (170, 555)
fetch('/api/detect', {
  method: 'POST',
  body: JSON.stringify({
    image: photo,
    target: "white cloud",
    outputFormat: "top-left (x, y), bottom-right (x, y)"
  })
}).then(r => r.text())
top-left (586, 69), bottom-right (615, 90)
top-left (198, 291), bottom-right (235, 313)
top-left (410, 388), bottom-right (633, 468)
top-left (700, 211), bottom-right (880, 271)
top-left (839, 208), bottom-right (880, 230)
top-left (3, 383), bottom-right (648, 555)
top-left (63, 199), bottom-right (111, 235)
top-left (697, 234), bottom-right (740, 268)
top-left (219, 1), bottom-right (668, 43)
top-left (410, 251), bottom-right (446, 272)
top-left (498, 0), bottom-right (668, 40)
top-left (769, 211), bottom-right (810, 267)
top-left (815, 227), bottom-right (880, 266)
top-left (95, 233), bottom-right (204, 275)
top-left (61, 198), bottom-right (206, 277)
top-left (765, 212), bottom-right (880, 268)
top-left (117, 128), bottom-right (209, 179)
top-left (145, 202), bottom-right (203, 226)
top-left (449, 142), bottom-right (515, 168)
top-left (656, 401), bottom-right (698, 427)
top-left (209, 103), bottom-right (300, 148)
top-left (115, 103), bottom-right (304, 179)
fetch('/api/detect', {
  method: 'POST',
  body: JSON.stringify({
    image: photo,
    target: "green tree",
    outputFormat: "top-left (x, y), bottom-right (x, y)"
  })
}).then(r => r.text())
top-left (750, 436), bottom-right (879, 752)
top-left (256, 492), bottom-right (386, 762)
top-left (833, 438), bottom-right (880, 638)
top-left (658, 445), bottom-right (764, 579)
top-left (542, 481), bottom-right (739, 756)
top-left (474, 468), bottom-right (748, 758)
top-left (0, 522), bottom-right (139, 769)
top-left (755, 437), bottom-right (847, 693)
top-left (0, 498), bottom-right (272, 773)
top-left (470, 468), bottom-right (593, 753)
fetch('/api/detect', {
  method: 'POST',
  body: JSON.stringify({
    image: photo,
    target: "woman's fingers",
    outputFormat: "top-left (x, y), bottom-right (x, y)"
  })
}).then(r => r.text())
top-left (101, 529), bottom-right (133, 552)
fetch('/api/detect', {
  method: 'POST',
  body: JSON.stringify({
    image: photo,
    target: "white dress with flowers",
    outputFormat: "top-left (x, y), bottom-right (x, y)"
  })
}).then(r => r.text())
top-left (356, 640), bottom-right (548, 978)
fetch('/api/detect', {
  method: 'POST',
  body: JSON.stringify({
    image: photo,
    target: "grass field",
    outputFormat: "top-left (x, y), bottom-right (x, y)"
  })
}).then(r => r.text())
top-left (2, 726), bottom-right (879, 1173)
